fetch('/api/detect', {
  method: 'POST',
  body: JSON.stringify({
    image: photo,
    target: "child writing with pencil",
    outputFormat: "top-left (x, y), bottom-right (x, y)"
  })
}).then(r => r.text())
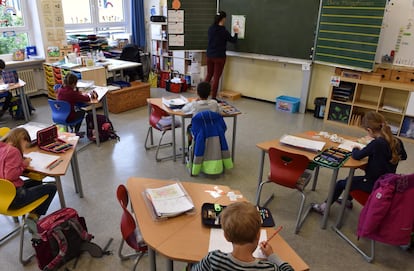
top-left (0, 128), bottom-right (57, 232)
top-left (191, 201), bottom-right (294, 271)
top-left (313, 111), bottom-right (407, 214)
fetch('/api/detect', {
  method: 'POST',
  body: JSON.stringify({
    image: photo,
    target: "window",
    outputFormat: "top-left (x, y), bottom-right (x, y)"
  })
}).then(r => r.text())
top-left (0, 0), bottom-right (31, 55)
top-left (62, 0), bottom-right (129, 37)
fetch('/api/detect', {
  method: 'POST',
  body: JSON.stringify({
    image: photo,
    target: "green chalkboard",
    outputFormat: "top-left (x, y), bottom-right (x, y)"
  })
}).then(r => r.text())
top-left (167, 0), bottom-right (216, 50)
top-left (219, 0), bottom-right (321, 60)
top-left (314, 0), bottom-right (387, 70)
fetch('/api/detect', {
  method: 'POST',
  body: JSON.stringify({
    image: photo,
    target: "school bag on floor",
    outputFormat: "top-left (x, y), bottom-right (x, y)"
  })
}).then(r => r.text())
top-left (9, 95), bottom-right (35, 120)
top-left (86, 113), bottom-right (120, 142)
top-left (32, 207), bottom-right (109, 271)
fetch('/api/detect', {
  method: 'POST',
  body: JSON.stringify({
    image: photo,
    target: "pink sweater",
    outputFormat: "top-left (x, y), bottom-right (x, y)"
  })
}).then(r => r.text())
top-left (0, 142), bottom-right (25, 187)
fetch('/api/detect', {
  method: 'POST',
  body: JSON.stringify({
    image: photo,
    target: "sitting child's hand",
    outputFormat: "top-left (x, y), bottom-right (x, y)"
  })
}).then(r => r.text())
top-left (23, 157), bottom-right (32, 167)
top-left (259, 241), bottom-right (274, 257)
top-left (89, 90), bottom-right (98, 100)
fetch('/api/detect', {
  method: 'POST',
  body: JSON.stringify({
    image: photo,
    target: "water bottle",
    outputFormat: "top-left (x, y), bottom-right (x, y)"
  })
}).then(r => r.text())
top-left (150, 6), bottom-right (156, 16)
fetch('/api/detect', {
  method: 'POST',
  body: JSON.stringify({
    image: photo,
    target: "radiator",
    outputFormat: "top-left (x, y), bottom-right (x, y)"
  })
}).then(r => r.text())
top-left (17, 69), bottom-right (37, 94)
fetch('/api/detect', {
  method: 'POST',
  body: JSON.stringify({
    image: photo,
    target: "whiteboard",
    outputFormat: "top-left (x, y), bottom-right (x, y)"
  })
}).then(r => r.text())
top-left (376, 0), bottom-right (414, 67)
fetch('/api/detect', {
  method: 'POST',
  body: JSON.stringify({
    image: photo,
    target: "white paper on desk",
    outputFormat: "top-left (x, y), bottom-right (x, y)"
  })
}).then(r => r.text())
top-left (18, 123), bottom-right (49, 142)
top-left (280, 134), bottom-right (326, 152)
top-left (209, 228), bottom-right (267, 259)
top-left (338, 139), bottom-right (366, 152)
top-left (0, 84), bottom-right (9, 91)
top-left (77, 80), bottom-right (94, 89)
top-left (92, 86), bottom-right (108, 101)
top-left (26, 152), bottom-right (60, 169)
top-left (162, 96), bottom-right (188, 108)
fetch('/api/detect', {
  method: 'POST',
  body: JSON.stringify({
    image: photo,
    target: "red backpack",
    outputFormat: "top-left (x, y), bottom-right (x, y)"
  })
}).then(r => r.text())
top-left (32, 208), bottom-right (109, 270)
top-left (86, 113), bottom-right (120, 142)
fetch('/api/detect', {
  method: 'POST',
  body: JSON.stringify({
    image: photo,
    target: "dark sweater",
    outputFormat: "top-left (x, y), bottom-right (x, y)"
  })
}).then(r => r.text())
top-left (206, 24), bottom-right (238, 58)
top-left (57, 86), bottom-right (90, 121)
top-left (352, 137), bottom-right (407, 186)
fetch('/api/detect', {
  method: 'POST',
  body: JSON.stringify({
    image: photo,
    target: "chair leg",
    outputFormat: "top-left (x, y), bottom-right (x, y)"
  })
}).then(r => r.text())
top-left (0, 217), bottom-right (21, 245)
top-left (19, 218), bottom-right (35, 265)
top-left (118, 239), bottom-right (144, 261)
top-left (255, 181), bottom-right (273, 207)
top-left (333, 226), bottom-right (375, 263)
top-left (144, 127), bottom-right (154, 150)
top-left (311, 166), bottom-right (320, 191)
top-left (132, 252), bottom-right (145, 271)
top-left (294, 192), bottom-right (312, 234)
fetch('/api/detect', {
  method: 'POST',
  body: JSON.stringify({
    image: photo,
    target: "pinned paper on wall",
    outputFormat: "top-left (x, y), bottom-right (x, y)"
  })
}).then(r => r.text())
top-left (168, 22), bottom-right (184, 34)
top-left (330, 76), bottom-right (340, 87)
top-left (168, 9), bottom-right (184, 22)
top-left (169, 34), bottom-right (184, 46)
top-left (231, 15), bottom-right (246, 39)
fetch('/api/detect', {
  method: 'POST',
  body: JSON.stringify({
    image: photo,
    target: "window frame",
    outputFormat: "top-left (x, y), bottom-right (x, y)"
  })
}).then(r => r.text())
top-left (63, 0), bottom-right (131, 36)
top-left (0, 0), bottom-right (35, 57)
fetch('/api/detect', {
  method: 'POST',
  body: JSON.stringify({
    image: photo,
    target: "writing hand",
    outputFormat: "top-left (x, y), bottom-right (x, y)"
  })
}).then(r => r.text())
top-left (90, 90), bottom-right (98, 100)
top-left (259, 241), bottom-right (274, 257)
top-left (23, 157), bottom-right (32, 167)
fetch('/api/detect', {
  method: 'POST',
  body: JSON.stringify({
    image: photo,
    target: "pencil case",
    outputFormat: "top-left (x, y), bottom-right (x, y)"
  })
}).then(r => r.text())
top-left (201, 203), bottom-right (275, 228)
top-left (37, 125), bottom-right (73, 153)
top-left (313, 147), bottom-right (351, 169)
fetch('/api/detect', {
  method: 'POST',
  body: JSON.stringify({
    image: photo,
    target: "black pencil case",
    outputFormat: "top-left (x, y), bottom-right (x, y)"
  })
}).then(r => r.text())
top-left (201, 203), bottom-right (275, 228)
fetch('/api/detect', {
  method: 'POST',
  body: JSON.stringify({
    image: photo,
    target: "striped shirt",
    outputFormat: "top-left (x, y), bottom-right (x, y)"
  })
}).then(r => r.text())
top-left (191, 250), bottom-right (295, 271)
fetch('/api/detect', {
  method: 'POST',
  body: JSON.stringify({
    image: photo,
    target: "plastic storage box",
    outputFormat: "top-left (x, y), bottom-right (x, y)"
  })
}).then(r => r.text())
top-left (276, 96), bottom-right (300, 113)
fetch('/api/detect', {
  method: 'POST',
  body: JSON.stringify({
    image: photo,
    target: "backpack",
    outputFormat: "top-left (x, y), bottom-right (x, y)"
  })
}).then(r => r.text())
top-left (9, 95), bottom-right (35, 120)
top-left (86, 113), bottom-right (120, 142)
top-left (32, 208), bottom-right (109, 271)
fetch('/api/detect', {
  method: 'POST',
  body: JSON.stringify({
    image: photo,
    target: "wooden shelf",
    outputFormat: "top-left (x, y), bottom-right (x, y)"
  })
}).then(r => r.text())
top-left (324, 77), bottom-right (414, 137)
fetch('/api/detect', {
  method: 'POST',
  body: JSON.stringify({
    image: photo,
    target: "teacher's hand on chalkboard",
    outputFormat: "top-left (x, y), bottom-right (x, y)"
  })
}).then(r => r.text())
top-left (233, 24), bottom-right (240, 34)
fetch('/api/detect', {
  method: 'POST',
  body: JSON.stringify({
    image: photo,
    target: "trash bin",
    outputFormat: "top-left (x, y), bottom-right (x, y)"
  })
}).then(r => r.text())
top-left (314, 97), bottom-right (327, 119)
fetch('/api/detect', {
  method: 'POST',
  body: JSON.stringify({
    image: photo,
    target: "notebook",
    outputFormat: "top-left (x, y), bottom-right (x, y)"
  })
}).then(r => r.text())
top-left (1, 70), bottom-right (19, 84)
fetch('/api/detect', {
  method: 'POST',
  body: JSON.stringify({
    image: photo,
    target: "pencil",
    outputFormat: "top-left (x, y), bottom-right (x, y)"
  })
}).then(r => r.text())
top-left (48, 159), bottom-right (63, 170)
top-left (46, 159), bottom-right (59, 169)
top-left (266, 226), bottom-right (283, 243)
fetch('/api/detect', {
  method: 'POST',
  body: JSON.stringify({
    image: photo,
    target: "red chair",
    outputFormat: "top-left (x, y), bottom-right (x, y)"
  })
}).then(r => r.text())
top-left (116, 185), bottom-right (147, 271)
top-left (255, 148), bottom-right (313, 233)
top-left (144, 103), bottom-right (181, 161)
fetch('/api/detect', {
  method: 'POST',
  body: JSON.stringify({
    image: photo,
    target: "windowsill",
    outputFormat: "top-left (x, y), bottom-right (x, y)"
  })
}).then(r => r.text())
top-left (5, 58), bottom-right (46, 68)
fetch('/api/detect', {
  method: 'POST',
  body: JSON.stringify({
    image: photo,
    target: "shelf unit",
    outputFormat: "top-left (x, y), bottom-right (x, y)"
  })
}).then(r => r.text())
top-left (324, 77), bottom-right (414, 140)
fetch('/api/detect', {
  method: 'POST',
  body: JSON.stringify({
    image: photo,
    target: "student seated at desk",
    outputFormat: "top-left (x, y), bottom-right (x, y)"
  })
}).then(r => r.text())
top-left (190, 201), bottom-right (294, 271)
top-left (0, 59), bottom-right (13, 119)
top-left (57, 72), bottom-right (97, 134)
top-left (313, 111), bottom-right (407, 214)
top-left (0, 128), bottom-right (56, 232)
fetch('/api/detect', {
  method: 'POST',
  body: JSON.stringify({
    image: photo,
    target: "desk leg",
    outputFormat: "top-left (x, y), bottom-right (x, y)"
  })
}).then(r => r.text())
top-left (149, 248), bottom-right (156, 271)
top-left (335, 168), bottom-right (355, 229)
top-left (231, 116), bottom-right (237, 162)
top-left (102, 95), bottom-right (109, 117)
top-left (54, 176), bottom-right (66, 208)
top-left (321, 168), bottom-right (339, 229)
top-left (18, 86), bottom-right (30, 122)
top-left (255, 150), bottom-right (266, 205)
top-left (311, 165), bottom-right (320, 191)
top-left (70, 150), bottom-right (84, 198)
top-left (92, 105), bottom-right (101, 147)
top-left (166, 259), bottom-right (174, 271)
top-left (172, 115), bottom-right (176, 161)
top-left (181, 116), bottom-right (186, 164)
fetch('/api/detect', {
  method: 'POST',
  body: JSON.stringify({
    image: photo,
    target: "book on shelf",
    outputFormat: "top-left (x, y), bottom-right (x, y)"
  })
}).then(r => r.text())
top-left (280, 134), bottom-right (325, 152)
top-left (143, 182), bottom-right (195, 219)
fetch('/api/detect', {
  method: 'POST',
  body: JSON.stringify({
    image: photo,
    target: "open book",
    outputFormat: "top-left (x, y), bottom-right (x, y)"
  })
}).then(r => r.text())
top-left (144, 182), bottom-right (194, 219)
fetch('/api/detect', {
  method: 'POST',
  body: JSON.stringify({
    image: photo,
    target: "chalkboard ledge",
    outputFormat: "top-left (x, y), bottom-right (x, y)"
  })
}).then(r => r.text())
top-left (226, 51), bottom-right (312, 66)
top-left (313, 60), bottom-right (372, 72)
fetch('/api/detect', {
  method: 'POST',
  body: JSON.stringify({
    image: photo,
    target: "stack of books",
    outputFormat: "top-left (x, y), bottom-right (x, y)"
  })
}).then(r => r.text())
top-left (143, 182), bottom-right (194, 219)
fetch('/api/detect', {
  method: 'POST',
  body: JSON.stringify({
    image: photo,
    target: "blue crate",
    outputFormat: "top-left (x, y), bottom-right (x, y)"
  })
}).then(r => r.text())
top-left (276, 96), bottom-right (300, 113)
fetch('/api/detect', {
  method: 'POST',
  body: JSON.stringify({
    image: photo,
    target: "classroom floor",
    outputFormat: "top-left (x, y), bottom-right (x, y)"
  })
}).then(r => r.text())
top-left (1, 89), bottom-right (413, 271)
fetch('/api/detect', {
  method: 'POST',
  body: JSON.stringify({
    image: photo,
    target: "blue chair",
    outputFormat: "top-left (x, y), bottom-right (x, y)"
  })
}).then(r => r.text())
top-left (48, 99), bottom-right (83, 132)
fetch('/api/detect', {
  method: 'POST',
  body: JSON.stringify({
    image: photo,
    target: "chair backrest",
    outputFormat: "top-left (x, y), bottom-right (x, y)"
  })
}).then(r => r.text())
top-left (0, 127), bottom-right (10, 138)
top-left (149, 103), bottom-right (170, 129)
top-left (120, 44), bottom-right (142, 63)
top-left (0, 179), bottom-right (17, 214)
top-left (53, 84), bottom-right (62, 93)
top-left (268, 148), bottom-right (310, 188)
top-left (350, 190), bottom-right (370, 206)
top-left (116, 185), bottom-right (141, 251)
top-left (48, 99), bottom-right (71, 125)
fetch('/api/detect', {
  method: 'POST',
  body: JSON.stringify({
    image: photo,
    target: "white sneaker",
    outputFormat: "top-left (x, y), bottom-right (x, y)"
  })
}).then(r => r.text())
top-left (312, 202), bottom-right (326, 215)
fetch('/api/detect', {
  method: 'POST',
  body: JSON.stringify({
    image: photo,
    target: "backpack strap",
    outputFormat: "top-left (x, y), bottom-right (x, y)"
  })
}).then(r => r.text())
top-left (44, 229), bottom-right (68, 271)
top-left (67, 218), bottom-right (93, 241)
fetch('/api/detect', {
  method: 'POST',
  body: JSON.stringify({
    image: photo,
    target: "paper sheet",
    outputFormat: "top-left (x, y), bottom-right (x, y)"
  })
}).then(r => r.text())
top-left (338, 139), bottom-right (365, 152)
top-left (209, 228), bottom-right (267, 259)
top-left (280, 134), bottom-right (326, 152)
top-left (26, 152), bottom-right (60, 169)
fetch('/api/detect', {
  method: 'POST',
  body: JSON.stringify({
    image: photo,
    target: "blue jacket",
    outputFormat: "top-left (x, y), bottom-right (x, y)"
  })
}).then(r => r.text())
top-left (190, 111), bottom-right (233, 175)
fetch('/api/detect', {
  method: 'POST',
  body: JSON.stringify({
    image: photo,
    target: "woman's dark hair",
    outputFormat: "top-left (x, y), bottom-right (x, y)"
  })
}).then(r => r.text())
top-left (214, 11), bottom-right (227, 25)
top-left (0, 59), bottom-right (5, 70)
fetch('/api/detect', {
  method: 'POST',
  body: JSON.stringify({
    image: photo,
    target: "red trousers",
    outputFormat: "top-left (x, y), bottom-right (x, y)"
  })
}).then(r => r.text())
top-left (205, 57), bottom-right (226, 99)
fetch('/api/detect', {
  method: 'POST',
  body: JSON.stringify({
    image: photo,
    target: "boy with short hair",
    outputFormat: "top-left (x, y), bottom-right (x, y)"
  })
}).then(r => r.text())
top-left (182, 81), bottom-right (220, 114)
top-left (0, 59), bottom-right (13, 119)
top-left (191, 201), bottom-right (294, 271)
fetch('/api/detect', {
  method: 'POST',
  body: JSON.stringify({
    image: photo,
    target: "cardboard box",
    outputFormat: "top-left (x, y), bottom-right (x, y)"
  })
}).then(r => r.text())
top-left (276, 96), bottom-right (300, 113)
top-left (107, 81), bottom-right (150, 113)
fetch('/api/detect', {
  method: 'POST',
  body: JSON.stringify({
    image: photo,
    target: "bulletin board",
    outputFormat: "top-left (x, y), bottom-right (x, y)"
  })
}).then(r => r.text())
top-left (375, 0), bottom-right (414, 67)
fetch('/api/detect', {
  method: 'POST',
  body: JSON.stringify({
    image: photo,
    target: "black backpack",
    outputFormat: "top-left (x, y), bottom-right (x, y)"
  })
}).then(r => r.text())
top-left (9, 95), bottom-right (35, 120)
top-left (86, 113), bottom-right (120, 142)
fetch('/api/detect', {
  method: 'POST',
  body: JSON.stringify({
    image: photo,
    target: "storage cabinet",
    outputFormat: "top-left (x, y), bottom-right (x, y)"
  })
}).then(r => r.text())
top-left (324, 77), bottom-right (414, 140)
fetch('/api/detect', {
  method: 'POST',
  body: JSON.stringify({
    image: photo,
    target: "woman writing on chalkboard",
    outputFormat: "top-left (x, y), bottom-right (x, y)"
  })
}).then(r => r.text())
top-left (205, 11), bottom-right (239, 100)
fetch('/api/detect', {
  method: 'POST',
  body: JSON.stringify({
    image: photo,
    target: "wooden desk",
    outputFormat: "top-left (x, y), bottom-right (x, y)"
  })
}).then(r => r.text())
top-left (127, 177), bottom-right (309, 271)
top-left (25, 133), bottom-right (83, 208)
top-left (256, 131), bottom-right (367, 229)
top-left (147, 98), bottom-right (240, 163)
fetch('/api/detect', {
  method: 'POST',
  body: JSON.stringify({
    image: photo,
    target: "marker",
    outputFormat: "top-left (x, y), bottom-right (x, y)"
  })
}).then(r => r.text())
top-left (48, 159), bottom-right (63, 170)
top-left (266, 226), bottom-right (283, 243)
